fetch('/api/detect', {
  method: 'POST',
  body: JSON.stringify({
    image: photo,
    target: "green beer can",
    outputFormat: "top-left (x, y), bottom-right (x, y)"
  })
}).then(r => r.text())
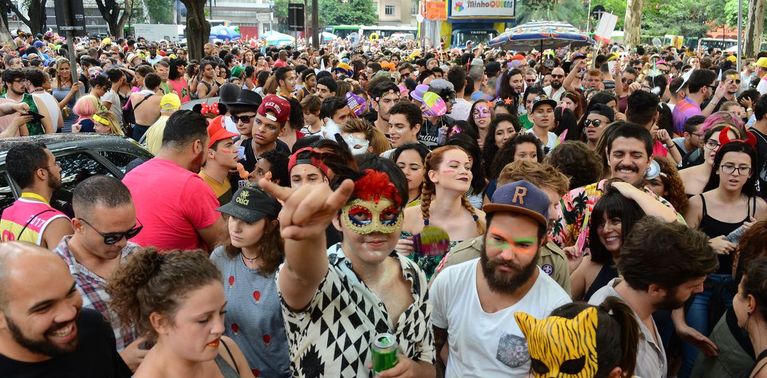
top-left (371, 333), bottom-right (399, 373)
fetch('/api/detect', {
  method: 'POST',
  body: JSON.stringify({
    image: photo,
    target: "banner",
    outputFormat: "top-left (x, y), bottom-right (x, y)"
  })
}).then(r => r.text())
top-left (449, 0), bottom-right (515, 19)
top-left (424, 1), bottom-right (447, 21)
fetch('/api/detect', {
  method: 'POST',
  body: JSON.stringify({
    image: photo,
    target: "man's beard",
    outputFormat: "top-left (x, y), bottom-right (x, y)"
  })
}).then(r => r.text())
top-left (480, 246), bottom-right (539, 294)
top-left (5, 312), bottom-right (80, 357)
top-left (551, 81), bottom-right (562, 90)
top-left (46, 168), bottom-right (62, 191)
top-left (655, 287), bottom-right (687, 311)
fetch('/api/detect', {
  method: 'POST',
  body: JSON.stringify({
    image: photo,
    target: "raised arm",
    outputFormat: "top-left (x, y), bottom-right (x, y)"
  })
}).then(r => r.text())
top-left (260, 176), bottom-right (354, 310)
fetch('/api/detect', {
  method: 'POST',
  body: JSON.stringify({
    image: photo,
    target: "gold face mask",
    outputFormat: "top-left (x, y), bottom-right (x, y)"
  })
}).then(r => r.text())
top-left (515, 307), bottom-right (599, 378)
top-left (341, 198), bottom-right (403, 235)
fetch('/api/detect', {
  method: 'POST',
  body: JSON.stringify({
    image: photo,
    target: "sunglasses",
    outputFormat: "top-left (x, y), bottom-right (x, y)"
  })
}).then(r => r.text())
top-left (231, 114), bottom-right (254, 123)
top-left (584, 119), bottom-right (603, 128)
top-left (79, 218), bottom-right (143, 245)
top-left (551, 74), bottom-right (564, 78)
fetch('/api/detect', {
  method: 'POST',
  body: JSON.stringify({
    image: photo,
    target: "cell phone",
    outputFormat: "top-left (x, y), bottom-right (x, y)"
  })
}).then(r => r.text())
top-left (22, 111), bottom-right (44, 121)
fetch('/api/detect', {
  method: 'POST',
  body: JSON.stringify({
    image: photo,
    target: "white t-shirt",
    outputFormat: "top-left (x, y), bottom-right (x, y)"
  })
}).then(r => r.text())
top-left (430, 259), bottom-right (571, 378)
top-left (524, 128), bottom-right (558, 153)
top-left (101, 89), bottom-right (123, 125)
top-left (758, 76), bottom-right (767, 96)
top-left (448, 98), bottom-right (472, 122)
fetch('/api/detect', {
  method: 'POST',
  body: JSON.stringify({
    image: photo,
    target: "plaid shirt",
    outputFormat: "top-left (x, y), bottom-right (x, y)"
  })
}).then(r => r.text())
top-left (54, 236), bottom-right (140, 351)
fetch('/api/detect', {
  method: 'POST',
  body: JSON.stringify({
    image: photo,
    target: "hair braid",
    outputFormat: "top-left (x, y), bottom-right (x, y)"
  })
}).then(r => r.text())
top-left (460, 195), bottom-right (484, 234)
top-left (420, 184), bottom-right (433, 225)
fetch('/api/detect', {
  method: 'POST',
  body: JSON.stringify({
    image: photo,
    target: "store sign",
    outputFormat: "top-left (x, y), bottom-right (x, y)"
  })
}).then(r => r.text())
top-left (449, 0), bottom-right (515, 19)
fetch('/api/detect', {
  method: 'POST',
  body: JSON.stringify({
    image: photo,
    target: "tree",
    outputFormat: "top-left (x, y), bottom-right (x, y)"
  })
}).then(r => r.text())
top-left (515, 0), bottom-right (587, 30)
top-left (145, 0), bottom-right (174, 24)
top-left (623, 0), bottom-right (642, 48)
top-left (8, 0), bottom-right (47, 36)
top-left (181, 0), bottom-right (209, 61)
top-left (0, 1), bottom-right (13, 43)
top-left (95, 0), bottom-right (133, 38)
top-left (318, 0), bottom-right (376, 27)
top-left (745, 0), bottom-right (765, 57)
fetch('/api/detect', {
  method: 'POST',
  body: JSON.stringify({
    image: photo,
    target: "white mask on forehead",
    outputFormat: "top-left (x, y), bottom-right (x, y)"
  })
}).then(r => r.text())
top-left (343, 134), bottom-right (370, 155)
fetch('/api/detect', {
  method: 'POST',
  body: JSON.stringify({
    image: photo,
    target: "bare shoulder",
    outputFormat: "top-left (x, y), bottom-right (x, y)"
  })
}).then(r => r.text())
top-left (402, 206), bottom-right (423, 233)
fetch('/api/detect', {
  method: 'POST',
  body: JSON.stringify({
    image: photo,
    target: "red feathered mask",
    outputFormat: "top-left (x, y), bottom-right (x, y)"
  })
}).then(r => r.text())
top-left (352, 169), bottom-right (402, 208)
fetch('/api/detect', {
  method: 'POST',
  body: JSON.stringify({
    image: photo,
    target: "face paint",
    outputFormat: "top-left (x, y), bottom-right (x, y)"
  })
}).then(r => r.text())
top-left (487, 227), bottom-right (538, 255)
top-left (515, 308), bottom-right (599, 378)
top-left (473, 105), bottom-right (491, 119)
top-left (343, 134), bottom-right (370, 155)
top-left (341, 198), bottom-right (403, 235)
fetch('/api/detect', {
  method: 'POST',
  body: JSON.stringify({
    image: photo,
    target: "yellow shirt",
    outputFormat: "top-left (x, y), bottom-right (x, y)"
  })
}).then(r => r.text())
top-left (199, 170), bottom-right (232, 205)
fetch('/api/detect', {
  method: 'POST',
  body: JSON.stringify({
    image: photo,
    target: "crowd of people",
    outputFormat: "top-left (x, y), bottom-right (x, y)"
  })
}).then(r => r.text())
top-left (2, 28), bottom-right (767, 378)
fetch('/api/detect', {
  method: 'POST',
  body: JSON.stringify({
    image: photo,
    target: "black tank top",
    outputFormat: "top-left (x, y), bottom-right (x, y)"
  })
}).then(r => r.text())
top-left (584, 263), bottom-right (618, 302)
top-left (698, 194), bottom-right (755, 275)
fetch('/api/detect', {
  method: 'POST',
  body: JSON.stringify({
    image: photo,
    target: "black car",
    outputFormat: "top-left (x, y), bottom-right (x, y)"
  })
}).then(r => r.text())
top-left (0, 134), bottom-right (153, 216)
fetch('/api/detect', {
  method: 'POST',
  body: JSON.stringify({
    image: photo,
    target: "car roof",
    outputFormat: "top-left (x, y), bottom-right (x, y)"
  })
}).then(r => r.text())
top-left (0, 134), bottom-right (150, 161)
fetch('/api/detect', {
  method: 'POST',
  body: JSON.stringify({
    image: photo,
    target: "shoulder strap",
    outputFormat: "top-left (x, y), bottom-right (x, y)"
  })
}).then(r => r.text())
top-left (219, 338), bottom-right (239, 375)
top-left (133, 93), bottom-right (154, 112)
top-left (17, 209), bottom-right (55, 241)
top-left (699, 194), bottom-right (708, 216)
top-left (751, 196), bottom-right (757, 218)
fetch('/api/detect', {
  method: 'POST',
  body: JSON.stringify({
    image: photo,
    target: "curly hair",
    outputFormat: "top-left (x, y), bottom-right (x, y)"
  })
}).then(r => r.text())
top-left (421, 145), bottom-right (484, 234)
top-left (546, 141), bottom-right (604, 189)
top-left (497, 160), bottom-right (569, 197)
top-left (223, 217), bottom-right (284, 275)
top-left (735, 221), bottom-right (767, 281)
top-left (107, 249), bottom-right (221, 339)
top-left (490, 133), bottom-right (544, 180)
top-left (654, 157), bottom-right (689, 214)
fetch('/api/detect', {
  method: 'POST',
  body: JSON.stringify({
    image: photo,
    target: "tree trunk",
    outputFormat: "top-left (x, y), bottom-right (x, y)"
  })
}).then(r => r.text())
top-left (0, 1), bottom-right (11, 43)
top-left (9, 0), bottom-right (47, 35)
top-left (744, 0), bottom-right (765, 57)
top-left (29, 0), bottom-right (47, 36)
top-left (95, 0), bottom-right (124, 37)
top-left (181, 0), bottom-right (210, 61)
top-left (623, 0), bottom-right (643, 49)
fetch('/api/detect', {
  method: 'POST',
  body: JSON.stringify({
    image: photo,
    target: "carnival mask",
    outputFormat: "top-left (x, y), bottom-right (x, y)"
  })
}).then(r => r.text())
top-left (341, 169), bottom-right (403, 235)
top-left (515, 307), bottom-right (599, 378)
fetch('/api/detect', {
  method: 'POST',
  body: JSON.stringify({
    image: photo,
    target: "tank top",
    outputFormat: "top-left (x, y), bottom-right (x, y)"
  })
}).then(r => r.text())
top-left (0, 193), bottom-right (68, 245)
top-left (52, 84), bottom-right (78, 132)
top-left (698, 194), bottom-right (756, 275)
top-left (1, 93), bottom-right (43, 135)
top-left (584, 263), bottom-right (619, 302)
top-left (214, 339), bottom-right (240, 378)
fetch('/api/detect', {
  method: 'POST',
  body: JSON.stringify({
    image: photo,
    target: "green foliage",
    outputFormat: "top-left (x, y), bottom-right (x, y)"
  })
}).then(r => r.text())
top-left (515, 0), bottom-right (588, 29)
top-left (144, 0), bottom-right (174, 23)
top-left (319, 0), bottom-right (376, 26)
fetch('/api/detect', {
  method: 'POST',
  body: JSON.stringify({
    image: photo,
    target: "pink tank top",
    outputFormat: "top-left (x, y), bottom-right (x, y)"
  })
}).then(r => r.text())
top-left (0, 193), bottom-right (68, 246)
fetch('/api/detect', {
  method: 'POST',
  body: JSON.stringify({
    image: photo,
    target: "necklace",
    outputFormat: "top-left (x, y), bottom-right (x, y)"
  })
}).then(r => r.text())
top-left (241, 252), bottom-right (260, 262)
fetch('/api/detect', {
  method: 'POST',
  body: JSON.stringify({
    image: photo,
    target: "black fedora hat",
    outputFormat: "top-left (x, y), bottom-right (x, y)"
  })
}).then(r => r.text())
top-left (219, 83), bottom-right (242, 106)
top-left (228, 90), bottom-right (263, 113)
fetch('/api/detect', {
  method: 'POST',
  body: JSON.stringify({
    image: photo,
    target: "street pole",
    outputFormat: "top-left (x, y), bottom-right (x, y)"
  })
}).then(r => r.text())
top-left (586, 0), bottom-right (592, 34)
top-left (737, 0), bottom-right (742, 72)
top-left (60, 0), bottom-right (80, 105)
top-left (311, 0), bottom-right (318, 49)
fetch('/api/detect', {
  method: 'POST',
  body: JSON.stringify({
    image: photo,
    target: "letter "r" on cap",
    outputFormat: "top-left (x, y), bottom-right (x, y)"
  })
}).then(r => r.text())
top-left (512, 186), bottom-right (527, 205)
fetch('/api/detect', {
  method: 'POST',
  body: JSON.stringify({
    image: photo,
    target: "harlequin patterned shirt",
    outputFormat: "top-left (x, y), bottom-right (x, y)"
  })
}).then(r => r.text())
top-left (280, 244), bottom-right (435, 377)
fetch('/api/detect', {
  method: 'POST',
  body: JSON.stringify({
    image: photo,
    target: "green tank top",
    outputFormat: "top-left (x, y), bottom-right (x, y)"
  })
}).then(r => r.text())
top-left (1, 93), bottom-right (43, 135)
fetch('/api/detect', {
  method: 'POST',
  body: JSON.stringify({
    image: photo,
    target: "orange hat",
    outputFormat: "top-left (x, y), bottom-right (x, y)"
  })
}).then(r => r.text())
top-left (207, 123), bottom-right (238, 148)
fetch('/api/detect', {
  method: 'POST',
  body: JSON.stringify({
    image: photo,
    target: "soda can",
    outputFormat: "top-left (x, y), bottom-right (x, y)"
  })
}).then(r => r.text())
top-left (371, 333), bottom-right (398, 373)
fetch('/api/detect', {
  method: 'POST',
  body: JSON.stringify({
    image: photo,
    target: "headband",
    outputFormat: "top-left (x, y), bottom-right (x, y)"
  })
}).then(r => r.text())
top-left (719, 125), bottom-right (757, 148)
top-left (287, 147), bottom-right (330, 176)
top-left (92, 114), bottom-right (111, 126)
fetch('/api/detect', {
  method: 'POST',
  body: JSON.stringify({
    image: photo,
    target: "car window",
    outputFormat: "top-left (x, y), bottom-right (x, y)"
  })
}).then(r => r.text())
top-left (51, 152), bottom-right (114, 217)
top-left (0, 172), bottom-right (14, 211)
top-left (99, 150), bottom-right (145, 174)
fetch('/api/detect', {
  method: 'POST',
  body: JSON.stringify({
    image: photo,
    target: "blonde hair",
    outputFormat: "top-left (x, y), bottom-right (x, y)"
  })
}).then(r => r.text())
top-left (498, 160), bottom-right (569, 196)
top-left (341, 118), bottom-right (391, 154)
top-left (93, 111), bottom-right (124, 136)
top-left (54, 58), bottom-right (73, 87)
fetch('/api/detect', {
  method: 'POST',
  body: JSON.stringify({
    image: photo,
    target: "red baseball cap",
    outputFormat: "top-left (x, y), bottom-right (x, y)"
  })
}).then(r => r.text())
top-left (207, 123), bottom-right (238, 148)
top-left (257, 94), bottom-right (291, 125)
